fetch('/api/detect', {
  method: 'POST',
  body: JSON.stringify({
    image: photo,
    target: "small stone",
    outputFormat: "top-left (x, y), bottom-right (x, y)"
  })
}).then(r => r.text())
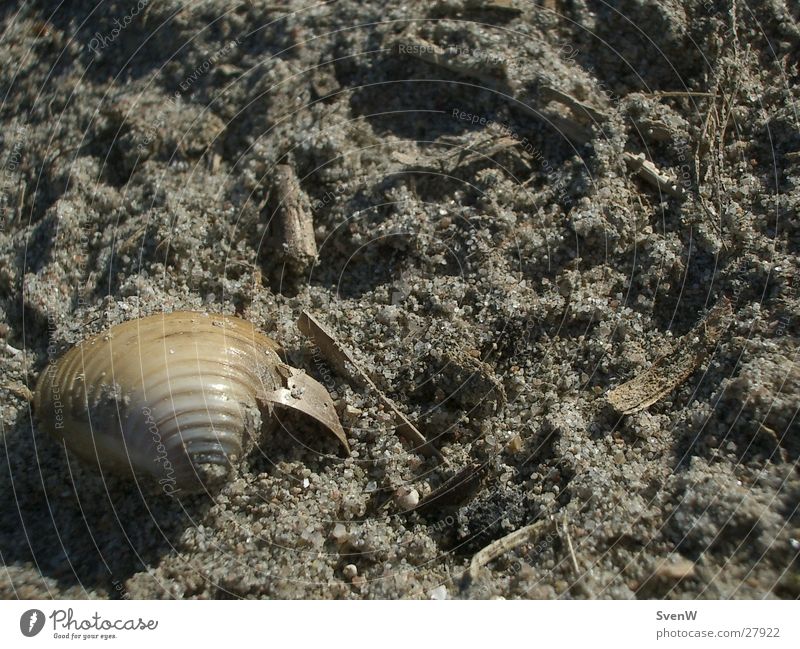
top-left (331, 523), bottom-right (348, 543)
top-left (429, 585), bottom-right (448, 600)
top-left (655, 556), bottom-right (695, 581)
top-left (343, 564), bottom-right (358, 579)
top-left (395, 487), bottom-right (420, 511)
top-left (342, 405), bottom-right (362, 424)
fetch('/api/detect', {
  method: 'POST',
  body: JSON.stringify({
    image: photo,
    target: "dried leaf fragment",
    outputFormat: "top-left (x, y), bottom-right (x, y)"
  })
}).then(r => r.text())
top-left (606, 298), bottom-right (733, 414)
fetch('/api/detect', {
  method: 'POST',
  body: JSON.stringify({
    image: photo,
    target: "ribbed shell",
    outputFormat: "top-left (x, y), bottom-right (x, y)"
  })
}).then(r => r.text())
top-left (34, 312), bottom-right (283, 492)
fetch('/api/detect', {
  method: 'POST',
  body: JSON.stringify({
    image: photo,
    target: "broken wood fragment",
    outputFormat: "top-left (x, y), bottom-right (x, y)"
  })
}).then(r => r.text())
top-left (624, 152), bottom-right (686, 199)
top-left (270, 164), bottom-right (318, 275)
top-left (606, 298), bottom-right (733, 415)
top-left (297, 310), bottom-right (445, 460)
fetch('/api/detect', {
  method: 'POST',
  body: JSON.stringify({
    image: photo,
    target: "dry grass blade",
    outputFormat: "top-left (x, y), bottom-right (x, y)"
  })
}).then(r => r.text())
top-left (561, 510), bottom-right (580, 574)
top-left (466, 518), bottom-right (551, 583)
top-left (298, 311), bottom-right (444, 460)
top-left (606, 298), bottom-right (733, 414)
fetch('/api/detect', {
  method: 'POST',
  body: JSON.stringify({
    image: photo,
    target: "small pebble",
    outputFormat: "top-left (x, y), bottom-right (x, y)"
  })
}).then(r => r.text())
top-left (395, 487), bottom-right (420, 511)
top-left (331, 523), bottom-right (348, 543)
top-left (429, 585), bottom-right (448, 600)
top-left (343, 564), bottom-right (358, 579)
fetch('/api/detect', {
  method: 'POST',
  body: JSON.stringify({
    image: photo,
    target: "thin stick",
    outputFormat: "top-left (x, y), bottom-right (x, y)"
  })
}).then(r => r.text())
top-left (642, 91), bottom-right (718, 98)
top-left (298, 311), bottom-right (445, 461)
top-left (539, 85), bottom-right (609, 123)
top-left (562, 511), bottom-right (580, 574)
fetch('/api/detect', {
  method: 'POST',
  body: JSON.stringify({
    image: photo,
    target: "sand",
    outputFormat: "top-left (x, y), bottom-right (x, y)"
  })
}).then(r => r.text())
top-left (0, 0), bottom-right (798, 599)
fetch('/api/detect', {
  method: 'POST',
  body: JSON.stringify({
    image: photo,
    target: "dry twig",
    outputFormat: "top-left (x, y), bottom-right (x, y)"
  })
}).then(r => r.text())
top-left (297, 310), bottom-right (444, 460)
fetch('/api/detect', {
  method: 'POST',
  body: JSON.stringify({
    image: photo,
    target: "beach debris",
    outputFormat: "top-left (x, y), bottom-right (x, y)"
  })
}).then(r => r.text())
top-left (34, 311), bottom-right (347, 493)
top-left (623, 152), bottom-right (686, 199)
top-left (606, 298), bottom-right (733, 415)
top-left (518, 88), bottom-right (686, 198)
top-left (465, 0), bottom-right (520, 13)
top-left (297, 310), bottom-right (444, 460)
top-left (390, 134), bottom-right (528, 177)
top-left (465, 518), bottom-right (551, 584)
top-left (394, 30), bottom-right (683, 201)
top-left (2, 381), bottom-right (34, 403)
top-left (432, 0), bottom-right (521, 15)
top-left (269, 164), bottom-right (318, 275)
top-left (635, 554), bottom-right (697, 594)
top-left (539, 85), bottom-right (610, 124)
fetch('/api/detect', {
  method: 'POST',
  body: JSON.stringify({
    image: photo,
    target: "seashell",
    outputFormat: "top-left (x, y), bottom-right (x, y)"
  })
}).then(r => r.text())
top-left (34, 311), bottom-right (348, 493)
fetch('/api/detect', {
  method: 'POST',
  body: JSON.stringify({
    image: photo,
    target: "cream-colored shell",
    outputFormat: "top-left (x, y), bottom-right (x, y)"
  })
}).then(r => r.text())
top-left (34, 311), bottom-right (344, 493)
